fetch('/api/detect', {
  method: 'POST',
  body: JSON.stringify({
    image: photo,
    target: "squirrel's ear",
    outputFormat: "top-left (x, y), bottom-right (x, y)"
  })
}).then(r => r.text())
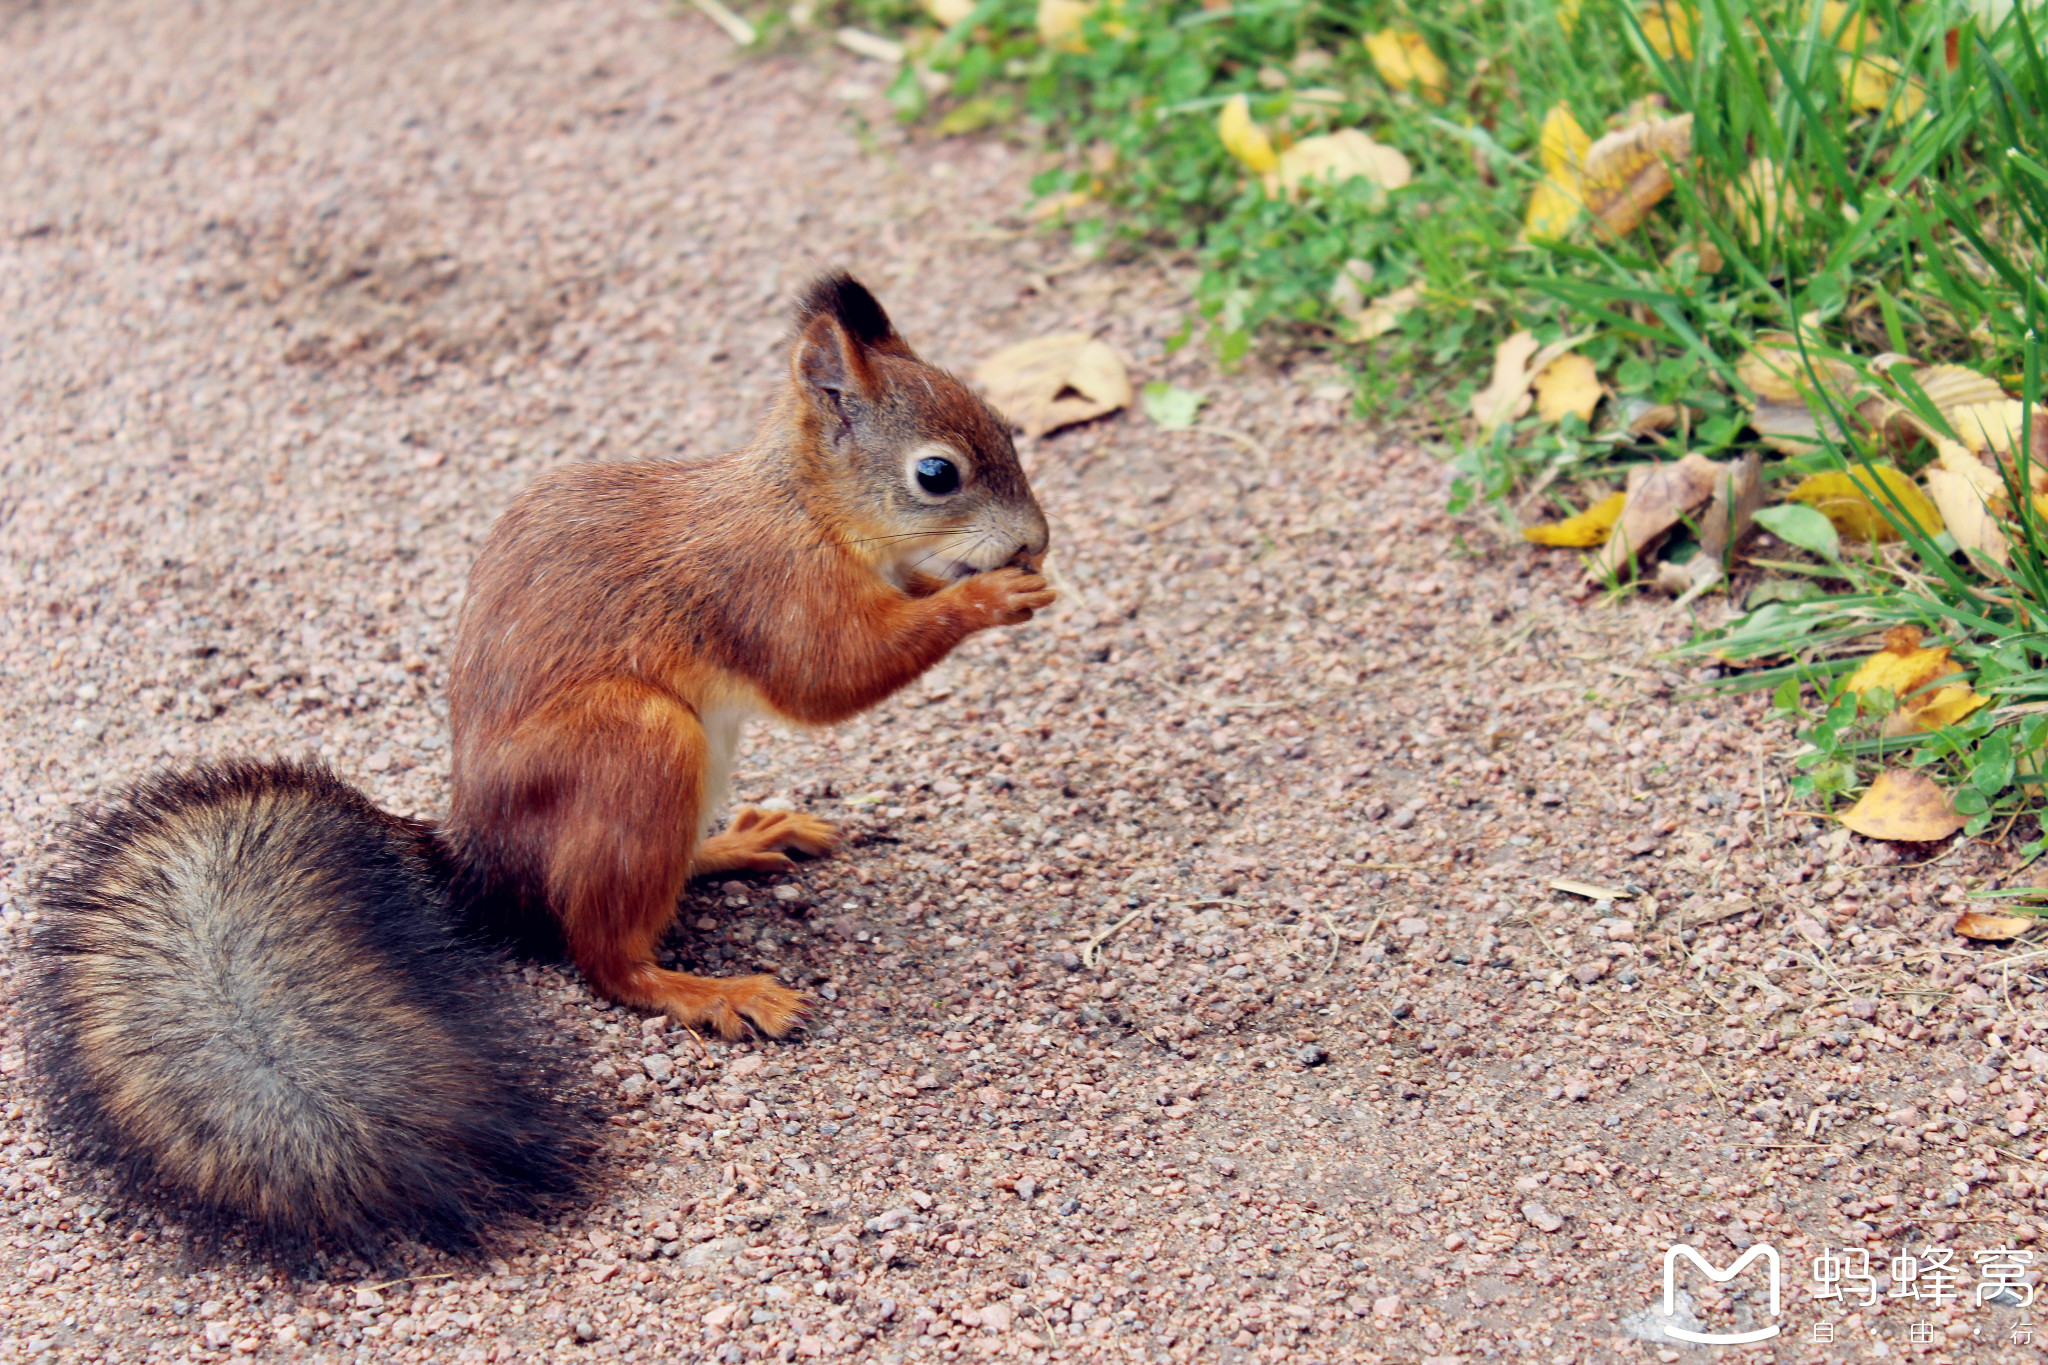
top-left (794, 273), bottom-right (912, 357)
top-left (791, 273), bottom-right (915, 444)
top-left (793, 311), bottom-right (880, 420)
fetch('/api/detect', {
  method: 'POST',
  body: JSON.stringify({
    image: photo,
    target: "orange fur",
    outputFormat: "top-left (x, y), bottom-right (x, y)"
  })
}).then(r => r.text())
top-left (443, 275), bottom-right (1051, 1038)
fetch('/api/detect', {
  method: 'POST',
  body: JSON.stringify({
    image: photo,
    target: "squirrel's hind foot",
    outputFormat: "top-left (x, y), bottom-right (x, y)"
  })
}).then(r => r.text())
top-left (691, 809), bottom-right (839, 877)
top-left (674, 972), bottom-right (811, 1040)
top-left (601, 965), bottom-right (810, 1039)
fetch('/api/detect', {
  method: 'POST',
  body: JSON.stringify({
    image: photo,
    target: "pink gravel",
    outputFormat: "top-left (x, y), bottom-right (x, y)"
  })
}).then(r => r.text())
top-left (4, 2), bottom-right (2048, 1362)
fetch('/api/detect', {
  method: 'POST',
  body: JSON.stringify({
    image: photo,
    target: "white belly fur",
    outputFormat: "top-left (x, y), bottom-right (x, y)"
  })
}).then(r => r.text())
top-left (696, 700), bottom-right (753, 840)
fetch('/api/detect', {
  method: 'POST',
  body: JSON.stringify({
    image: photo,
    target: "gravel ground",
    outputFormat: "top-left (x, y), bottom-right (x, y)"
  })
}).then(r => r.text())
top-left (7, 2), bottom-right (2048, 1362)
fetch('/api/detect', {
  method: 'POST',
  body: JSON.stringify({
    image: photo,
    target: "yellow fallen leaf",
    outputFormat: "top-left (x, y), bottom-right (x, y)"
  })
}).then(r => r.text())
top-left (1365, 29), bottom-right (1449, 104)
top-left (1859, 364), bottom-right (2009, 452)
top-left (1524, 490), bottom-right (1627, 546)
top-left (1843, 623), bottom-right (1962, 703)
top-left (975, 333), bottom-right (1132, 437)
top-left (927, 0), bottom-right (975, 24)
top-left (1267, 129), bottom-right (1411, 197)
top-left (1665, 237), bottom-right (1724, 275)
top-left (1591, 452), bottom-right (1723, 580)
top-left (1786, 466), bottom-right (1943, 542)
top-left (1532, 353), bottom-right (1602, 423)
top-left (1726, 158), bottom-right (1801, 245)
top-left (1837, 769), bottom-right (1968, 842)
top-left (1559, 0), bottom-right (1583, 32)
top-left (1639, 0), bottom-right (1697, 58)
top-left (1925, 462), bottom-right (2011, 565)
top-left (1950, 399), bottom-right (2045, 459)
top-left (1817, 0), bottom-right (1881, 48)
top-left (1029, 188), bottom-right (1094, 221)
top-left (1217, 93), bottom-right (1278, 175)
top-left (1290, 88), bottom-right (1348, 116)
top-left (1580, 113), bottom-right (1693, 234)
top-left (1846, 53), bottom-right (1927, 123)
top-left (1038, 0), bottom-right (1094, 51)
top-left (1881, 683), bottom-right (1989, 735)
top-left (1537, 101), bottom-right (1592, 177)
top-left (1524, 180), bottom-right (1584, 240)
top-left (1955, 911), bottom-right (2035, 941)
top-left (1524, 103), bottom-right (1591, 237)
top-left (1916, 363), bottom-right (2010, 412)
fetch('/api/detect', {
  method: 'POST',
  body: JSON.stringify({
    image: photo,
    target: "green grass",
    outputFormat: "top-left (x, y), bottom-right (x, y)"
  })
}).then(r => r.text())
top-left (793, 0), bottom-right (2037, 508)
top-left (771, 0), bottom-right (2048, 851)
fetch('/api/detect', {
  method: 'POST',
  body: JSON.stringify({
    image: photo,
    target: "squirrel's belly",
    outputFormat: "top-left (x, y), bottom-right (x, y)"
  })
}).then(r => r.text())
top-left (695, 700), bottom-right (753, 837)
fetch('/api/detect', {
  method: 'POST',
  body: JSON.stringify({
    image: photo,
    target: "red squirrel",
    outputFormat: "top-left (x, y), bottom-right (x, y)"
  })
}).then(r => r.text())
top-left (443, 272), bottom-right (1053, 1037)
top-left (25, 274), bottom-right (1053, 1256)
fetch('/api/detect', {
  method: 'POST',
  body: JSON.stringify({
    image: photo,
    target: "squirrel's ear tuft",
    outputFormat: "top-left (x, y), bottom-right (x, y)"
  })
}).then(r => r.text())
top-left (794, 273), bottom-right (906, 354)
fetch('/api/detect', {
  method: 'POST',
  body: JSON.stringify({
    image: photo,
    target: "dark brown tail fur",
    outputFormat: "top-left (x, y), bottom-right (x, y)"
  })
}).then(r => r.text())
top-left (25, 760), bottom-right (596, 1262)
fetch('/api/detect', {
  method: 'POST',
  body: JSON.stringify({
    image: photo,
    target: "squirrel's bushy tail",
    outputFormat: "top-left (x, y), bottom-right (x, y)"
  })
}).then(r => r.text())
top-left (26, 759), bottom-right (594, 1260)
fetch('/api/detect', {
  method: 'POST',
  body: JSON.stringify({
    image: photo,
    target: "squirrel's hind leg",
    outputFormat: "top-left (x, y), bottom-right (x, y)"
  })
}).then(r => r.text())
top-left (528, 682), bottom-right (810, 1039)
top-left (692, 808), bottom-right (839, 877)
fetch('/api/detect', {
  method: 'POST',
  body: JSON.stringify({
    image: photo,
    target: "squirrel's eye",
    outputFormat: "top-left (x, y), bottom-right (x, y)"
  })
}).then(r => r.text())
top-left (915, 456), bottom-right (961, 496)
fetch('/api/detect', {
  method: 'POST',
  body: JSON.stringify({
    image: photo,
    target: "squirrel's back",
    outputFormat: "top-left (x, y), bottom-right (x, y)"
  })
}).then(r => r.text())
top-left (27, 760), bottom-right (594, 1259)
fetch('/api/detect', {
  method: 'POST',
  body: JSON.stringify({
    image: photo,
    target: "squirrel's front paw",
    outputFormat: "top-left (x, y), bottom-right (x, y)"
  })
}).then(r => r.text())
top-left (957, 566), bottom-right (1056, 627)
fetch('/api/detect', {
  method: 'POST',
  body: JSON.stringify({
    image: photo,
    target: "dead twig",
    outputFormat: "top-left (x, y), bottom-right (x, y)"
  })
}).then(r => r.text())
top-left (1696, 1061), bottom-right (1731, 1120)
top-left (1081, 908), bottom-right (1150, 969)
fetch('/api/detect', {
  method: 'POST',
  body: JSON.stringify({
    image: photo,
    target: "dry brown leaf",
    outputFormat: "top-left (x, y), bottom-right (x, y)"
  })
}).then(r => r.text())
top-left (975, 333), bottom-right (1132, 437)
top-left (1955, 911), bottom-right (2035, 941)
top-left (1619, 398), bottom-right (1682, 437)
top-left (1471, 332), bottom-right (1542, 432)
top-left (1837, 769), bottom-right (1968, 842)
top-left (1343, 283), bottom-right (1423, 342)
top-left (1549, 878), bottom-right (1633, 900)
top-left (1590, 452), bottom-right (1721, 581)
top-left (1580, 113), bottom-right (1693, 234)
top-left (1737, 333), bottom-right (1857, 404)
top-left (1656, 450), bottom-right (1760, 602)
top-left (1655, 555), bottom-right (1720, 598)
top-left (1739, 334), bottom-right (1860, 452)
top-left (1695, 447), bottom-right (1762, 567)
top-left (1664, 238), bottom-right (1723, 275)
top-left (1747, 397), bottom-right (1844, 454)
top-left (1532, 353), bottom-right (1602, 423)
